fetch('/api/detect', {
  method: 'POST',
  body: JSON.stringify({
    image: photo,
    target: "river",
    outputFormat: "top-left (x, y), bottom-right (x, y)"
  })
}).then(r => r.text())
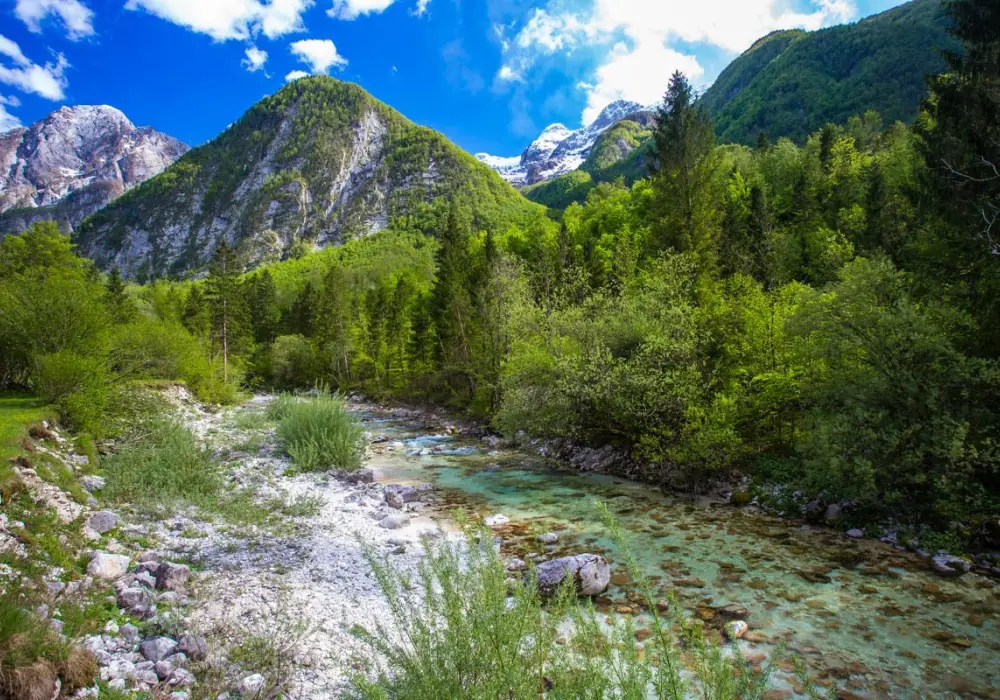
top-left (356, 406), bottom-right (1000, 699)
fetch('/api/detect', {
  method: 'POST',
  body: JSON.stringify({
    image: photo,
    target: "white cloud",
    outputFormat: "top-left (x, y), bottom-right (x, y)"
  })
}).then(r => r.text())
top-left (0, 35), bottom-right (69, 100)
top-left (412, 0), bottom-right (429, 17)
top-left (327, 0), bottom-right (394, 20)
top-left (285, 69), bottom-right (309, 81)
top-left (125, 0), bottom-right (314, 41)
top-left (501, 0), bottom-right (857, 126)
top-left (290, 39), bottom-right (347, 73)
top-left (242, 45), bottom-right (268, 71)
top-left (15, 0), bottom-right (95, 40)
top-left (497, 64), bottom-right (521, 82)
top-left (0, 94), bottom-right (22, 132)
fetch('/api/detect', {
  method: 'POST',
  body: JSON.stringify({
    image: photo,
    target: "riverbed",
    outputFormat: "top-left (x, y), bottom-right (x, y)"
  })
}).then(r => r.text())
top-left (358, 406), bottom-right (1000, 699)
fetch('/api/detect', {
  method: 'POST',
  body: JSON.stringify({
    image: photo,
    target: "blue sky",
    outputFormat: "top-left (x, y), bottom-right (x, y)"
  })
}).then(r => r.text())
top-left (0, 0), bottom-right (908, 156)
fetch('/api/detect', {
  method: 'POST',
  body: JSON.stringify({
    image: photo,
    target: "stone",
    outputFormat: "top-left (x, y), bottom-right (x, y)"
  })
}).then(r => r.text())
top-left (80, 475), bottom-right (106, 492)
top-left (931, 554), bottom-right (971, 577)
top-left (846, 529), bottom-right (864, 539)
top-left (506, 558), bottom-right (527, 572)
top-left (824, 503), bottom-right (843, 522)
top-left (484, 514), bottom-right (510, 527)
top-left (116, 587), bottom-right (153, 616)
top-left (48, 619), bottom-right (64, 634)
top-left (87, 552), bottom-right (130, 580)
top-left (385, 490), bottom-right (405, 509)
top-left (135, 570), bottom-right (157, 588)
top-left (379, 513), bottom-right (410, 530)
top-left (155, 562), bottom-right (192, 591)
top-left (120, 623), bottom-right (140, 642)
top-left (168, 668), bottom-right (196, 688)
top-left (155, 659), bottom-right (176, 680)
top-left (47, 581), bottom-right (66, 597)
top-left (140, 636), bottom-right (178, 663)
top-left (241, 673), bottom-right (266, 694)
top-left (177, 633), bottom-right (208, 660)
top-left (87, 510), bottom-right (120, 534)
top-left (724, 620), bottom-right (749, 640)
top-left (535, 554), bottom-right (611, 597)
top-left (538, 532), bottom-right (559, 544)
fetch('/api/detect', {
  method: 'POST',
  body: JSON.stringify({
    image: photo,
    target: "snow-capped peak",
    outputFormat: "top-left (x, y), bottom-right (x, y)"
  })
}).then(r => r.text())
top-left (477, 100), bottom-right (651, 187)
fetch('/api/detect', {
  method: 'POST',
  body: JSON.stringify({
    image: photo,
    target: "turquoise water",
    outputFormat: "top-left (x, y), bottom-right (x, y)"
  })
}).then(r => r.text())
top-left (359, 411), bottom-right (1000, 699)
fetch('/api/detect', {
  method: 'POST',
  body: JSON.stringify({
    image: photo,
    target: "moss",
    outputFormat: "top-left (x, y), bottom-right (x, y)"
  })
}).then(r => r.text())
top-left (730, 491), bottom-right (752, 507)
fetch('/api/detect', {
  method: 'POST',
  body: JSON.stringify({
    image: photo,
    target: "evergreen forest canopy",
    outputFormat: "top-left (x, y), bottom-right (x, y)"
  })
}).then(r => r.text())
top-left (1, 0), bottom-right (999, 542)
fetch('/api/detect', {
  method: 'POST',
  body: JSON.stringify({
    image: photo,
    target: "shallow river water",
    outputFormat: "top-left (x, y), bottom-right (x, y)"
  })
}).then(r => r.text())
top-left (357, 409), bottom-right (1000, 699)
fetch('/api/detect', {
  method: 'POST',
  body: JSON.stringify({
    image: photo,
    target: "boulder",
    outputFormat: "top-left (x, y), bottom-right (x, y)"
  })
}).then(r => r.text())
top-left (155, 562), bottom-right (191, 591)
top-left (87, 552), bottom-right (130, 580)
top-left (379, 513), bottom-right (410, 530)
top-left (824, 503), bottom-right (843, 522)
top-left (241, 673), bottom-right (266, 694)
top-left (333, 468), bottom-right (374, 484)
top-left (140, 636), bottom-right (178, 663)
top-left (80, 475), bottom-right (105, 492)
top-left (168, 668), bottom-right (196, 688)
top-left (484, 514), bottom-right (510, 527)
top-left (116, 587), bottom-right (153, 617)
top-left (87, 510), bottom-right (119, 534)
top-left (384, 490), bottom-right (404, 510)
top-left (538, 532), bottom-right (559, 545)
top-left (931, 554), bottom-right (971, 577)
top-left (120, 623), bottom-right (140, 643)
top-left (177, 634), bottom-right (208, 660)
top-left (535, 554), bottom-right (611, 597)
top-left (846, 529), bottom-right (864, 539)
top-left (384, 484), bottom-right (431, 509)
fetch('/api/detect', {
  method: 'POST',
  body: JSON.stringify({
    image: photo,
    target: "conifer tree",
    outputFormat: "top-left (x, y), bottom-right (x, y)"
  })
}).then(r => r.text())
top-left (204, 240), bottom-right (247, 383)
top-left (105, 267), bottom-right (137, 324)
top-left (430, 204), bottom-right (476, 398)
top-left (247, 270), bottom-right (280, 344)
top-left (650, 71), bottom-right (718, 263)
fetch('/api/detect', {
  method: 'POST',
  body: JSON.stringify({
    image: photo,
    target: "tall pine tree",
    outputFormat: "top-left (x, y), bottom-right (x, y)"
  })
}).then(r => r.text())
top-left (204, 240), bottom-right (248, 383)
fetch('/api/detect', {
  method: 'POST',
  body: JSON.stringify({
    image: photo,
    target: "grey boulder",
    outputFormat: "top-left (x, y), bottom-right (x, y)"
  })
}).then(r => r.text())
top-left (87, 510), bottom-right (119, 534)
top-left (140, 636), bottom-right (178, 663)
top-left (534, 554), bottom-right (611, 597)
top-left (931, 554), bottom-right (971, 577)
top-left (177, 633), bottom-right (208, 660)
top-left (155, 562), bottom-right (191, 591)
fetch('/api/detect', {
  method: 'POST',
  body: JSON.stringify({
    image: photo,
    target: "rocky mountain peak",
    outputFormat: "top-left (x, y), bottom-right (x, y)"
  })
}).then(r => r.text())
top-left (476, 100), bottom-right (653, 187)
top-left (0, 105), bottom-right (188, 233)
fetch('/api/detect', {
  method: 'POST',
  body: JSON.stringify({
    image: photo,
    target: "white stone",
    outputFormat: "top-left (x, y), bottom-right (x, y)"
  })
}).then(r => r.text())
top-left (87, 552), bottom-right (130, 580)
top-left (484, 514), bottom-right (510, 527)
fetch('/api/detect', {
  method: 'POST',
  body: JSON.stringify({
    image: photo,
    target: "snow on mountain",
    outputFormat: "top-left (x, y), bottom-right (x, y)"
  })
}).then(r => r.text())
top-left (0, 105), bottom-right (187, 232)
top-left (477, 100), bottom-right (649, 187)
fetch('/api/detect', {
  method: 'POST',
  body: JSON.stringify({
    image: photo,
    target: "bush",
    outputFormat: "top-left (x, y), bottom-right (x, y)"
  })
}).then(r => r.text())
top-left (103, 420), bottom-right (220, 510)
top-left (268, 335), bottom-right (321, 390)
top-left (351, 504), bottom-right (785, 699)
top-left (274, 393), bottom-right (364, 472)
top-left (34, 351), bottom-right (110, 437)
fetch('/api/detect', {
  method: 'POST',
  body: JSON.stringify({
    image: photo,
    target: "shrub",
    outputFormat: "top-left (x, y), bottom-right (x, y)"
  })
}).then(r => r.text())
top-left (274, 393), bottom-right (365, 472)
top-left (269, 335), bottom-right (321, 390)
top-left (33, 351), bottom-right (110, 437)
top-left (350, 504), bottom-right (790, 699)
top-left (103, 420), bottom-right (220, 510)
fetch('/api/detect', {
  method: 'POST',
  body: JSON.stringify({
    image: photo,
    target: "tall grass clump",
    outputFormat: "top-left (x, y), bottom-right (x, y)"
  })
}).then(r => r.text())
top-left (274, 392), bottom-right (365, 472)
top-left (103, 419), bottom-right (220, 510)
top-left (350, 505), bottom-right (805, 700)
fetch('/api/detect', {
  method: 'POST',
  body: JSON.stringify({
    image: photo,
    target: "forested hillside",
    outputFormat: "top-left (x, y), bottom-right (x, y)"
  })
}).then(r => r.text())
top-left (74, 77), bottom-right (544, 280)
top-left (701, 0), bottom-right (959, 144)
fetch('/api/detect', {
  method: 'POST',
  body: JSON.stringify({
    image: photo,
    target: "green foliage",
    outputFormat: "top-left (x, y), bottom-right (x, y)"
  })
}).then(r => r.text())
top-left (700, 0), bottom-right (959, 145)
top-left (103, 420), bottom-right (221, 510)
top-left (351, 505), bottom-right (783, 699)
top-left (522, 169), bottom-right (595, 210)
top-left (274, 392), bottom-right (365, 472)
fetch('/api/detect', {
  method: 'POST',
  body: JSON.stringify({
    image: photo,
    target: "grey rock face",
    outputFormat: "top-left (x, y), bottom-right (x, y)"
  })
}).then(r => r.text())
top-left (534, 554), bottom-right (611, 597)
top-left (0, 105), bottom-right (187, 232)
top-left (88, 510), bottom-right (120, 534)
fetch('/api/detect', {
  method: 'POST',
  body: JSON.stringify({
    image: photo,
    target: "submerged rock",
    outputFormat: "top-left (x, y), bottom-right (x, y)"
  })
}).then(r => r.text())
top-left (535, 554), bottom-right (611, 597)
top-left (538, 532), bottom-right (559, 545)
top-left (724, 620), bottom-right (749, 640)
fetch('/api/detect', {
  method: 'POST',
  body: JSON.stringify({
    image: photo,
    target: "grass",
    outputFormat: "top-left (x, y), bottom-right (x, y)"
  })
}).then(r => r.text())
top-left (273, 393), bottom-right (365, 472)
top-left (103, 419), bottom-right (221, 513)
top-left (0, 393), bottom-right (57, 501)
top-left (350, 504), bottom-right (823, 700)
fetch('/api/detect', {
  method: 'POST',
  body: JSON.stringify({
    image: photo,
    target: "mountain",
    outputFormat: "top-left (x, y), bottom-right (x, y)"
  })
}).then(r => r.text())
top-left (0, 105), bottom-right (188, 235)
top-left (476, 100), bottom-right (653, 187)
top-left (522, 117), bottom-right (655, 209)
top-left (700, 0), bottom-right (959, 144)
top-left (75, 77), bottom-right (544, 280)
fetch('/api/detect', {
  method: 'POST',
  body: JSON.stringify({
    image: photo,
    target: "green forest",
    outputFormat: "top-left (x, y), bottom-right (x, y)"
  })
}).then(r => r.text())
top-left (2, 0), bottom-right (999, 542)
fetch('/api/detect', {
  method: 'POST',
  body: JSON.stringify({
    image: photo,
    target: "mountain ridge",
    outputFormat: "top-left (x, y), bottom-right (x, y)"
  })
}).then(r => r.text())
top-left (0, 105), bottom-right (188, 234)
top-left (74, 76), bottom-right (544, 279)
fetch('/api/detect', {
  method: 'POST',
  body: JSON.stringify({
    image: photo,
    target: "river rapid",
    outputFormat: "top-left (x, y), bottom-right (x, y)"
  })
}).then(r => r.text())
top-left (356, 405), bottom-right (1000, 700)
